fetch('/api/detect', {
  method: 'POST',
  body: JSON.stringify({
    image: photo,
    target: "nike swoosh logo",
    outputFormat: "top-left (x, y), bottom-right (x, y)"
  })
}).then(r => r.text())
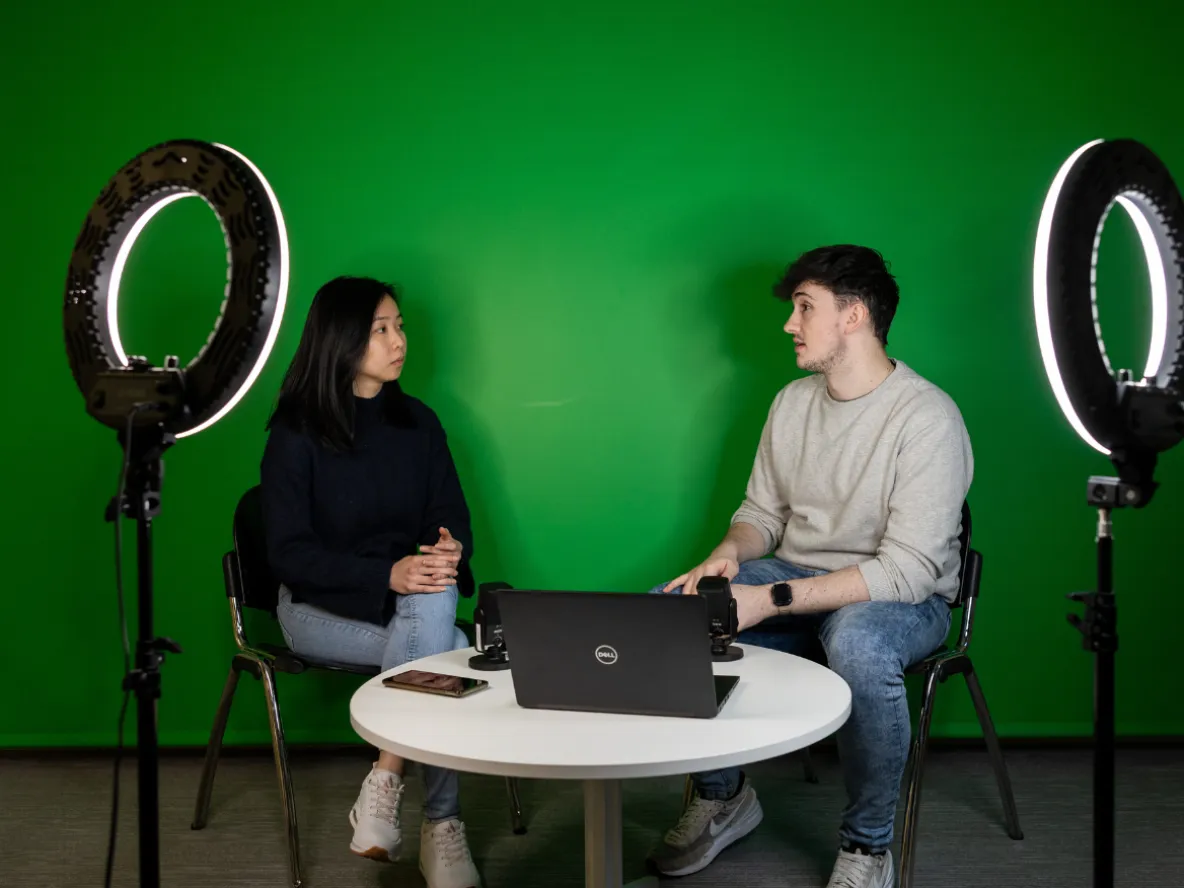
top-left (708, 805), bottom-right (739, 837)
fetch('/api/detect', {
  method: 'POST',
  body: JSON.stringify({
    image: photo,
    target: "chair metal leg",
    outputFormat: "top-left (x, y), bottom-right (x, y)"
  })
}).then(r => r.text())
top-left (191, 664), bottom-right (241, 829)
top-left (506, 777), bottom-right (527, 834)
top-left (965, 667), bottom-right (1024, 841)
top-left (899, 666), bottom-right (940, 888)
top-left (801, 745), bottom-right (819, 784)
top-left (682, 775), bottom-right (694, 811)
top-left (260, 662), bottom-right (303, 888)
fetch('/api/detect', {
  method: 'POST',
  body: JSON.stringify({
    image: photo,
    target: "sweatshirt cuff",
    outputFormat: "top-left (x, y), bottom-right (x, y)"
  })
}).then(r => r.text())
top-left (730, 510), bottom-right (777, 554)
top-left (857, 559), bottom-right (896, 603)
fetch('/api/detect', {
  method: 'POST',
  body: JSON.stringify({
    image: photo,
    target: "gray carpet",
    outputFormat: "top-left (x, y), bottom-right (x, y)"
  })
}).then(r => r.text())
top-left (1, 746), bottom-right (1181, 887)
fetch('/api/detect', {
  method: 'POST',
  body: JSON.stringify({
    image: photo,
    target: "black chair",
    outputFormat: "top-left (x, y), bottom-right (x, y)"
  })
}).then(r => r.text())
top-left (191, 486), bottom-right (525, 888)
top-left (897, 499), bottom-right (1023, 886)
top-left (678, 501), bottom-right (1022, 886)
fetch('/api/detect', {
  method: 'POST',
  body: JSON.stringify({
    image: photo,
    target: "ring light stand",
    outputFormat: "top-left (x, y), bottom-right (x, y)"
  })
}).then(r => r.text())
top-left (64, 139), bottom-right (289, 888)
top-left (1034, 137), bottom-right (1184, 888)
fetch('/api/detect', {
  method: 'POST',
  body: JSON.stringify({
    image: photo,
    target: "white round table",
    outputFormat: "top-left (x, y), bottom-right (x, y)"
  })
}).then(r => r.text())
top-left (350, 644), bottom-right (850, 888)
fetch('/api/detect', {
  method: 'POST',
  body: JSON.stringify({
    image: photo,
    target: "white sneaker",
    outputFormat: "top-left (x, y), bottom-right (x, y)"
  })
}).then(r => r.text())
top-left (348, 766), bottom-right (405, 862)
top-left (826, 847), bottom-right (895, 888)
top-left (419, 819), bottom-right (481, 888)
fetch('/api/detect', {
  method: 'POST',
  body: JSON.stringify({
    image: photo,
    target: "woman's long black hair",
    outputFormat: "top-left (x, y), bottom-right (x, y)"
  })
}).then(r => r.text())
top-left (268, 276), bottom-right (413, 450)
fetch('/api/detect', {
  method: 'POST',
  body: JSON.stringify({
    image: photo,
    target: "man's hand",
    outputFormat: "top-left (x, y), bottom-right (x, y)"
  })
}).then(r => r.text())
top-left (662, 523), bottom-right (767, 594)
top-left (419, 527), bottom-right (463, 568)
top-left (389, 554), bottom-right (457, 594)
top-left (662, 556), bottom-right (740, 595)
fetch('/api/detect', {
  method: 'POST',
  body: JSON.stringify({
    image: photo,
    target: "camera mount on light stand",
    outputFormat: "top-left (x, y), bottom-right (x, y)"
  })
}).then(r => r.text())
top-left (697, 577), bottom-right (744, 662)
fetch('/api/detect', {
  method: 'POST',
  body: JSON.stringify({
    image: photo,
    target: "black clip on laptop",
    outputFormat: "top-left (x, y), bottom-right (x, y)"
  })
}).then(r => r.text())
top-left (495, 589), bottom-right (739, 719)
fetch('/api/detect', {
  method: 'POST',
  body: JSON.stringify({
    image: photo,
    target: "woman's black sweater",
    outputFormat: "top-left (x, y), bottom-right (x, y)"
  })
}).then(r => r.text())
top-left (260, 382), bottom-right (473, 625)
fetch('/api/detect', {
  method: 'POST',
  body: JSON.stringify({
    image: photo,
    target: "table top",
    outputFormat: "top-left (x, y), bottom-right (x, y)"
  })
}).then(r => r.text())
top-left (349, 645), bottom-right (851, 780)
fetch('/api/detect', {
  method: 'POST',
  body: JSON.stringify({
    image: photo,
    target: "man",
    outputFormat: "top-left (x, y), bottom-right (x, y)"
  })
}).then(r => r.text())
top-left (648, 244), bottom-right (973, 888)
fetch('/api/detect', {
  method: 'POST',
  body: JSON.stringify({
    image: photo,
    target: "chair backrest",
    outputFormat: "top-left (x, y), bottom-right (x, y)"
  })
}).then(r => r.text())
top-left (952, 499), bottom-right (973, 606)
top-left (952, 498), bottom-right (983, 651)
top-left (230, 485), bottom-right (282, 615)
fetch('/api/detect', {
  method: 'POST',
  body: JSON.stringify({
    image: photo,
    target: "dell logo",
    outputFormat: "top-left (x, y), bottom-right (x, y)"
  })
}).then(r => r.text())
top-left (594, 644), bottom-right (618, 665)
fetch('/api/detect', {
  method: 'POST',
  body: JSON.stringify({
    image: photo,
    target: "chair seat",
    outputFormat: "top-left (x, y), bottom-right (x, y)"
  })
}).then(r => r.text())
top-left (906, 644), bottom-right (949, 675)
top-left (257, 643), bottom-right (382, 676)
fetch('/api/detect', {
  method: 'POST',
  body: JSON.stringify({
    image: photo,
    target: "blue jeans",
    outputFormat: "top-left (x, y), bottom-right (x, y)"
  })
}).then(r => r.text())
top-left (653, 558), bottom-right (951, 852)
top-left (276, 584), bottom-right (469, 822)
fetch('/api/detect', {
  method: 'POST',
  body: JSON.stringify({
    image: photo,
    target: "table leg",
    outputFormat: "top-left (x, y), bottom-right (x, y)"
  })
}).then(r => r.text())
top-left (583, 779), bottom-right (657, 888)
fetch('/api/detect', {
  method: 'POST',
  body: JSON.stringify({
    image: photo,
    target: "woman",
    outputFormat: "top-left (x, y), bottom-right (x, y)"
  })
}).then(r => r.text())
top-left (260, 276), bottom-right (481, 888)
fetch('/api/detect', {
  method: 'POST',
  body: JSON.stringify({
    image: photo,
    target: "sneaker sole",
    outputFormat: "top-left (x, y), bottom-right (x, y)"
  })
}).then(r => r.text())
top-left (350, 844), bottom-right (396, 862)
top-left (348, 808), bottom-right (401, 862)
top-left (654, 795), bottom-right (764, 878)
top-left (418, 861), bottom-right (479, 888)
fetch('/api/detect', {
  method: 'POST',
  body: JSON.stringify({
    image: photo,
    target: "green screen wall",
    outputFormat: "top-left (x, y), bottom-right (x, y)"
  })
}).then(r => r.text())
top-left (2, 0), bottom-right (1181, 747)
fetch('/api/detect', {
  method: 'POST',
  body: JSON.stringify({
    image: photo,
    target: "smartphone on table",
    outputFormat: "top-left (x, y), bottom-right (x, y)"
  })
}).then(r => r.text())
top-left (382, 669), bottom-right (489, 697)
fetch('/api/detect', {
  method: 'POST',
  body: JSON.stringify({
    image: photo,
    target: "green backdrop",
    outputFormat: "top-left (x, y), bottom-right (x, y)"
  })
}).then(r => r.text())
top-left (2, 0), bottom-right (1180, 747)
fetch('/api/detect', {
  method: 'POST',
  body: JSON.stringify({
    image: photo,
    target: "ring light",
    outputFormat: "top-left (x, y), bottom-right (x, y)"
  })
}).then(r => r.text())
top-left (1032, 138), bottom-right (1184, 888)
top-left (63, 139), bottom-right (289, 437)
top-left (1033, 138), bottom-right (1184, 483)
top-left (63, 139), bottom-right (289, 888)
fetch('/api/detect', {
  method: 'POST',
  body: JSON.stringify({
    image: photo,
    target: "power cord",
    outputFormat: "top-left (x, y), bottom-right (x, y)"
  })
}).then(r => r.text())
top-left (104, 405), bottom-right (145, 888)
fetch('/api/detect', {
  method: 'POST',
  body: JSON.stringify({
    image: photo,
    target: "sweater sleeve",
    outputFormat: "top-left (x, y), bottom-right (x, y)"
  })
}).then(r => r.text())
top-left (856, 404), bottom-right (973, 604)
top-left (730, 390), bottom-right (790, 555)
top-left (260, 423), bottom-right (394, 596)
top-left (420, 416), bottom-right (475, 597)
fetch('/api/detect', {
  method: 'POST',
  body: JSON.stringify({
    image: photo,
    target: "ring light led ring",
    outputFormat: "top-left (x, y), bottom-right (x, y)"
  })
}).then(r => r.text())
top-left (63, 139), bottom-right (289, 438)
top-left (1034, 138), bottom-right (1184, 455)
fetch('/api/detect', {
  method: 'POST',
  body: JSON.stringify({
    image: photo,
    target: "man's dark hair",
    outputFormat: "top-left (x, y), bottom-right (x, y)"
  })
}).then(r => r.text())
top-left (773, 245), bottom-right (899, 346)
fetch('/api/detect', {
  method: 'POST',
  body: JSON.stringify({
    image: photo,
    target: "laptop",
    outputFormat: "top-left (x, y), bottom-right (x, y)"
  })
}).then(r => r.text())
top-left (496, 589), bottom-right (740, 719)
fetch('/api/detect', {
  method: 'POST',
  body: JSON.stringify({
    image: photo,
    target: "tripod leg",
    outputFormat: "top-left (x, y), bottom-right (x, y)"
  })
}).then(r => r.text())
top-left (965, 667), bottom-right (1023, 840)
top-left (899, 666), bottom-right (940, 888)
top-left (506, 777), bottom-right (527, 835)
top-left (191, 663), bottom-right (241, 829)
top-left (261, 663), bottom-right (302, 888)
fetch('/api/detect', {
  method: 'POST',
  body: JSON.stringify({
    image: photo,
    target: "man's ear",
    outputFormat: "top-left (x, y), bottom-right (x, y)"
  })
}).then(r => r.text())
top-left (845, 301), bottom-right (869, 333)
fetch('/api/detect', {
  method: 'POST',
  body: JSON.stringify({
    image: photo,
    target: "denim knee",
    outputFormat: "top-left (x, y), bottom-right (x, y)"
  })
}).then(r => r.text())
top-left (822, 620), bottom-right (899, 693)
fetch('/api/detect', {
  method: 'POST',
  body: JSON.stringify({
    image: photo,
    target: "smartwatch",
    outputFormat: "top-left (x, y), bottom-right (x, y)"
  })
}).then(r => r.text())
top-left (771, 582), bottom-right (793, 615)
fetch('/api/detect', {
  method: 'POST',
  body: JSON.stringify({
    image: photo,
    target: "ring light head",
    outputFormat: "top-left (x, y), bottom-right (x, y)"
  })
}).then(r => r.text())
top-left (63, 139), bottom-right (288, 438)
top-left (1033, 138), bottom-right (1184, 503)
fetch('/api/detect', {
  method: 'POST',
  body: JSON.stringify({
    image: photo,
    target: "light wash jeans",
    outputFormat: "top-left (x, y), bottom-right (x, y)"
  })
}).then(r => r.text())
top-left (276, 584), bottom-right (469, 822)
top-left (653, 558), bottom-right (951, 852)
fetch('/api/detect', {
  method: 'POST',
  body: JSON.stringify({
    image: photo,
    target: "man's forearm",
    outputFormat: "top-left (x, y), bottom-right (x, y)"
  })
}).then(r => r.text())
top-left (735, 565), bottom-right (871, 631)
top-left (711, 522), bottom-right (769, 565)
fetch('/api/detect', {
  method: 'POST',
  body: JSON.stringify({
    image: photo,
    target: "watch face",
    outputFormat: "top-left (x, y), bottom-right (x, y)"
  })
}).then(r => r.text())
top-left (772, 583), bottom-right (791, 606)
